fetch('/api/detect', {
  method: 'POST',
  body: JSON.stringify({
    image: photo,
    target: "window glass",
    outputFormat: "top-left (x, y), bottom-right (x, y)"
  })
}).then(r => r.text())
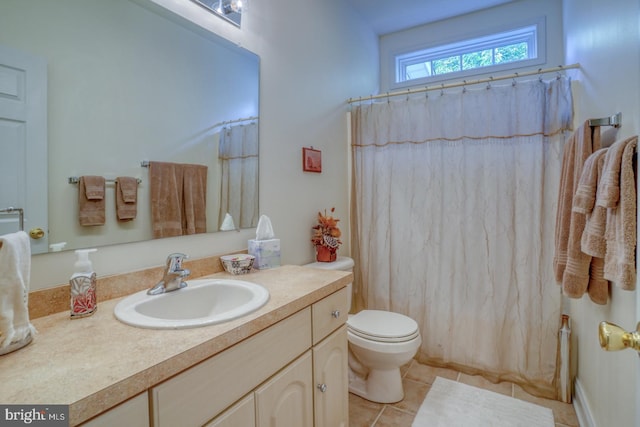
top-left (394, 23), bottom-right (541, 85)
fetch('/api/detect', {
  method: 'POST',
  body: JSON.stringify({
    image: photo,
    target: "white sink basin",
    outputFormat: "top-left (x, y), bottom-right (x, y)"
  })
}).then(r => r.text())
top-left (114, 279), bottom-right (270, 329)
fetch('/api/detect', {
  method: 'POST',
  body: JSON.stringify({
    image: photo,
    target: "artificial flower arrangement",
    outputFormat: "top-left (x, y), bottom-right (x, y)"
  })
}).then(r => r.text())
top-left (311, 207), bottom-right (342, 262)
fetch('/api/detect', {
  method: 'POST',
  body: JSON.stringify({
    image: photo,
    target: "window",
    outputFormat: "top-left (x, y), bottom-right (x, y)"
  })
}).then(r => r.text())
top-left (394, 22), bottom-right (543, 86)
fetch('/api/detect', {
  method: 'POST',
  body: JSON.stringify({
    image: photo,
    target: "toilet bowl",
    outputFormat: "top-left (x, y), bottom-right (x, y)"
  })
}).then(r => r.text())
top-left (304, 257), bottom-right (422, 404)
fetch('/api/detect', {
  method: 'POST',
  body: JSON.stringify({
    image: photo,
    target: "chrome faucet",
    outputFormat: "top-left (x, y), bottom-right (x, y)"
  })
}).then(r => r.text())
top-left (147, 253), bottom-right (191, 295)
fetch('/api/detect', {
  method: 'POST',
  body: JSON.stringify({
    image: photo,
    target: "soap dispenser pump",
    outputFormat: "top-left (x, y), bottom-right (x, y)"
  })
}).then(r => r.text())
top-left (70, 248), bottom-right (98, 318)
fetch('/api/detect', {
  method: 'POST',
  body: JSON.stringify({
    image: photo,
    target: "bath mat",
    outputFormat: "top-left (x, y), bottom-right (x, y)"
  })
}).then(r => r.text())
top-left (411, 377), bottom-right (554, 427)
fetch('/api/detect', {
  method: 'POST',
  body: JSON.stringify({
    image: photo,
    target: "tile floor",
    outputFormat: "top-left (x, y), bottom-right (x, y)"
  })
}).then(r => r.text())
top-left (348, 360), bottom-right (580, 427)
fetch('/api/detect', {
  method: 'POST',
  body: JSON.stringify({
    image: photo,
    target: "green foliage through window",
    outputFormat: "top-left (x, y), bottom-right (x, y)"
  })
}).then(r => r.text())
top-left (396, 25), bottom-right (538, 83)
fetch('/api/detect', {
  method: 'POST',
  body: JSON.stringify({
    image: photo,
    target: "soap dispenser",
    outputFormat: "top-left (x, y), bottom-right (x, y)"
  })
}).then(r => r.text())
top-left (70, 248), bottom-right (98, 318)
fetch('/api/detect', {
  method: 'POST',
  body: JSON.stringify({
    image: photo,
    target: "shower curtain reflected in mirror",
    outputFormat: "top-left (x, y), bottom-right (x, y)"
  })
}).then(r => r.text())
top-left (350, 76), bottom-right (573, 398)
top-left (218, 122), bottom-right (259, 230)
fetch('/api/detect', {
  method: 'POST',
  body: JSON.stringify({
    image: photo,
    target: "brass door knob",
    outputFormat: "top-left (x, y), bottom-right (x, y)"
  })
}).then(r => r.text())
top-left (598, 321), bottom-right (640, 352)
top-left (29, 228), bottom-right (45, 239)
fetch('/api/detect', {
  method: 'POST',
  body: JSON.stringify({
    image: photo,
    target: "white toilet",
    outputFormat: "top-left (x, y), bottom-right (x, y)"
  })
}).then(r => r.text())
top-left (305, 256), bottom-right (422, 403)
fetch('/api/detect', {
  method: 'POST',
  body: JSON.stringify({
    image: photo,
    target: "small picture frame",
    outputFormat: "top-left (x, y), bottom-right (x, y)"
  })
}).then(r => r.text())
top-left (302, 147), bottom-right (322, 173)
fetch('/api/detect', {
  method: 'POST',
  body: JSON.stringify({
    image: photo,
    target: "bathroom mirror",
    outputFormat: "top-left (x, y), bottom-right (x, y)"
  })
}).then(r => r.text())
top-left (0, 0), bottom-right (259, 254)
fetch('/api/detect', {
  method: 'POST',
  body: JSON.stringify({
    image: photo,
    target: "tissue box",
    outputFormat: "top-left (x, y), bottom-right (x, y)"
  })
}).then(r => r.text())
top-left (248, 239), bottom-right (281, 270)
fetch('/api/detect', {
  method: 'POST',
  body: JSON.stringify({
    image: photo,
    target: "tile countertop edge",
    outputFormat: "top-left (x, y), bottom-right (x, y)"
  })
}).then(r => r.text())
top-left (65, 266), bottom-right (351, 425)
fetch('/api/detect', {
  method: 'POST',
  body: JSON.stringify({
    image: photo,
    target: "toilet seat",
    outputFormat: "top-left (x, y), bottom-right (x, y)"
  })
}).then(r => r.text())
top-left (347, 310), bottom-right (419, 343)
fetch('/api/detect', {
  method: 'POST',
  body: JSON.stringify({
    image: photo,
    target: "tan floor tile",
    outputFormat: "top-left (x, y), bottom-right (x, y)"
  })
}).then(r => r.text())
top-left (373, 406), bottom-right (415, 427)
top-left (400, 359), bottom-right (414, 377)
top-left (391, 378), bottom-right (430, 414)
top-left (349, 392), bottom-right (384, 427)
top-left (404, 362), bottom-right (458, 384)
top-left (458, 372), bottom-right (513, 396)
top-left (513, 385), bottom-right (579, 427)
top-left (348, 362), bottom-right (580, 427)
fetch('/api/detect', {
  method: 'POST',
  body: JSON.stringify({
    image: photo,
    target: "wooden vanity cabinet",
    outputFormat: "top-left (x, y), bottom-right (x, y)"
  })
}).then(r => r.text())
top-left (87, 287), bottom-right (349, 427)
top-left (80, 392), bottom-right (149, 427)
top-left (313, 325), bottom-right (348, 427)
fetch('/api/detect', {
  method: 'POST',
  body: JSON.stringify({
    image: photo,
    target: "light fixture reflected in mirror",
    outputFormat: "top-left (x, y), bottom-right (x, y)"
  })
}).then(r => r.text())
top-left (190, 0), bottom-right (248, 27)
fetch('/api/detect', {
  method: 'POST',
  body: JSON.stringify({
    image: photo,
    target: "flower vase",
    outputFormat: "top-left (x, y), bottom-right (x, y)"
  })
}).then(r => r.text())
top-left (316, 245), bottom-right (337, 262)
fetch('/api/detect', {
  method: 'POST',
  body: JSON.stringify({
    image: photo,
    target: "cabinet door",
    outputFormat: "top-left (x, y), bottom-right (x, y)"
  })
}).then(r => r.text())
top-left (313, 325), bottom-right (348, 427)
top-left (255, 351), bottom-right (313, 427)
top-left (206, 394), bottom-right (255, 427)
top-left (80, 392), bottom-right (149, 427)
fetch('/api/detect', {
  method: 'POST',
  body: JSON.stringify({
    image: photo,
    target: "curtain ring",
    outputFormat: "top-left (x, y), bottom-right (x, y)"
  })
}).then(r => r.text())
top-left (440, 83), bottom-right (445, 96)
top-left (406, 89), bottom-right (411, 101)
top-left (512, 73), bottom-right (519, 87)
top-left (538, 68), bottom-right (543, 82)
top-left (486, 76), bottom-right (493, 90)
top-left (386, 92), bottom-right (390, 103)
top-left (425, 86), bottom-right (429, 98)
top-left (462, 80), bottom-right (467, 94)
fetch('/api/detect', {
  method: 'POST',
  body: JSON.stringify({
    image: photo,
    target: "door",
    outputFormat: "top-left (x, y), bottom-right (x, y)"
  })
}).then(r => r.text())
top-left (0, 44), bottom-right (48, 254)
top-left (637, 288), bottom-right (639, 427)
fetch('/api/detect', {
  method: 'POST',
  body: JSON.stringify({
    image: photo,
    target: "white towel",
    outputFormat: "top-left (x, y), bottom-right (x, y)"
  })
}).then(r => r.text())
top-left (0, 231), bottom-right (36, 349)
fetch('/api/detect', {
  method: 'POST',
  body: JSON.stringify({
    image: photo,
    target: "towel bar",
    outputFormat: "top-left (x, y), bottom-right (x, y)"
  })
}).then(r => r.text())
top-left (0, 207), bottom-right (24, 231)
top-left (589, 112), bottom-right (622, 128)
top-left (68, 177), bottom-right (142, 184)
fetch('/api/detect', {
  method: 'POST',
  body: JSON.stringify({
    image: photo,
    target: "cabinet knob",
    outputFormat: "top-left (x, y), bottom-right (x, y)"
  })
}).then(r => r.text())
top-left (317, 383), bottom-right (327, 393)
top-left (331, 310), bottom-right (340, 318)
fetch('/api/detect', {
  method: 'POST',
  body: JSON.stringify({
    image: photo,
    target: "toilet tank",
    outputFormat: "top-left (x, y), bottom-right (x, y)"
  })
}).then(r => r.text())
top-left (304, 256), bottom-right (354, 311)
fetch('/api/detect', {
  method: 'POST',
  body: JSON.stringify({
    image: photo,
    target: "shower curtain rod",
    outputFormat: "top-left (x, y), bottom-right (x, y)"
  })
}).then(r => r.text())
top-left (213, 115), bottom-right (259, 129)
top-left (347, 63), bottom-right (581, 104)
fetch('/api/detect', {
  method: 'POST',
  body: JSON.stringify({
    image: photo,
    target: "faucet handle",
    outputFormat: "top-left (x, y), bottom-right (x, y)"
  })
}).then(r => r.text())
top-left (166, 253), bottom-right (188, 271)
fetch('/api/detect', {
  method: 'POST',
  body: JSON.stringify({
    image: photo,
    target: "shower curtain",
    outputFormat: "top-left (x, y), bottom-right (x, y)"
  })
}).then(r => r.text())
top-left (350, 77), bottom-right (573, 397)
top-left (218, 122), bottom-right (259, 229)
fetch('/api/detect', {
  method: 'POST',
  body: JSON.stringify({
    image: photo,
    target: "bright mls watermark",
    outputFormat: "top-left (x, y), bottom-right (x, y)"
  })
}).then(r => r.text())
top-left (1, 405), bottom-right (68, 426)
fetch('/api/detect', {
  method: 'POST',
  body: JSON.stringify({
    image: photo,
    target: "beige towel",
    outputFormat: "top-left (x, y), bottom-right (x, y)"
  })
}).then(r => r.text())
top-left (554, 121), bottom-right (600, 290)
top-left (576, 148), bottom-right (608, 258)
top-left (571, 148), bottom-right (610, 304)
top-left (182, 164), bottom-right (207, 235)
top-left (596, 136), bottom-right (630, 208)
top-left (150, 162), bottom-right (184, 238)
top-left (603, 136), bottom-right (637, 290)
top-left (116, 177), bottom-right (138, 221)
top-left (149, 162), bottom-right (208, 238)
top-left (78, 176), bottom-right (105, 226)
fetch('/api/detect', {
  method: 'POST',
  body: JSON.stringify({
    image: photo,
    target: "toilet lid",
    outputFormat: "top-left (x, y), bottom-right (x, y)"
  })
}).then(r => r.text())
top-left (347, 310), bottom-right (419, 343)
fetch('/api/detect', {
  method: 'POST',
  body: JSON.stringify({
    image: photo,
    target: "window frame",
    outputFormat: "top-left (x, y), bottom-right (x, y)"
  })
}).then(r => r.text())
top-left (387, 17), bottom-right (546, 91)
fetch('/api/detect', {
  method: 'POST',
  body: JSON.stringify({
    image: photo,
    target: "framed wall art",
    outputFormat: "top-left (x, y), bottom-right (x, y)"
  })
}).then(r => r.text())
top-left (302, 147), bottom-right (322, 173)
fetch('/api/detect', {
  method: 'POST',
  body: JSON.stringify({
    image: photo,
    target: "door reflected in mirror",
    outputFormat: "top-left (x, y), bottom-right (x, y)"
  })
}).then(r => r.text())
top-left (0, 0), bottom-right (259, 253)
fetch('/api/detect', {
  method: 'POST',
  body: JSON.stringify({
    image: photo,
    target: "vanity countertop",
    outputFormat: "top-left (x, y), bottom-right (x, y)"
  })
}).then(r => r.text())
top-left (0, 265), bottom-right (351, 426)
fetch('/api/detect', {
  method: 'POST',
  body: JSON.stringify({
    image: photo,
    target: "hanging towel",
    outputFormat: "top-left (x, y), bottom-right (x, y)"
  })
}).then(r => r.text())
top-left (559, 121), bottom-right (607, 301)
top-left (78, 176), bottom-right (106, 226)
top-left (579, 149), bottom-right (609, 258)
top-left (182, 164), bottom-right (207, 235)
top-left (115, 177), bottom-right (138, 221)
top-left (553, 121), bottom-right (600, 287)
top-left (0, 231), bottom-right (36, 349)
top-left (603, 136), bottom-right (637, 290)
top-left (596, 136), bottom-right (630, 208)
top-left (150, 162), bottom-right (184, 238)
top-left (571, 147), bottom-right (610, 304)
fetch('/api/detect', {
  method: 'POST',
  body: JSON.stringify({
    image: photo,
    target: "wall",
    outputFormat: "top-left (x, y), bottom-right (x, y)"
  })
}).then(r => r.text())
top-left (28, 0), bottom-right (378, 289)
top-left (563, 0), bottom-right (639, 426)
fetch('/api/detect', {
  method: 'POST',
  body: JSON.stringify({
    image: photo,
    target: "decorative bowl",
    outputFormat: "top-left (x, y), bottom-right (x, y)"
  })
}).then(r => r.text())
top-left (221, 254), bottom-right (255, 275)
